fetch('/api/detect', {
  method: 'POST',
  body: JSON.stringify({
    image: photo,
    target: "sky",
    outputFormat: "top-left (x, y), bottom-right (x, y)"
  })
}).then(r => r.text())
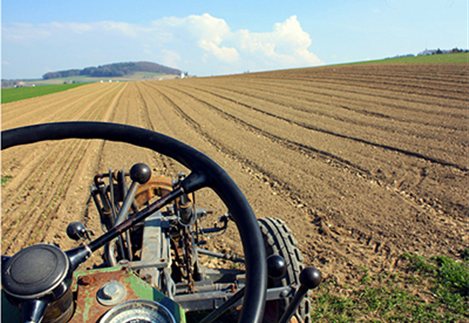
top-left (1, 0), bottom-right (468, 79)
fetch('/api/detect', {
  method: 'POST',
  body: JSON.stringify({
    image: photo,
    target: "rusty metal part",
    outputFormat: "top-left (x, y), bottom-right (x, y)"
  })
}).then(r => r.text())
top-left (78, 275), bottom-right (96, 286)
top-left (70, 269), bottom-right (140, 323)
top-left (97, 281), bottom-right (127, 306)
top-left (135, 175), bottom-right (173, 208)
top-left (71, 267), bottom-right (185, 323)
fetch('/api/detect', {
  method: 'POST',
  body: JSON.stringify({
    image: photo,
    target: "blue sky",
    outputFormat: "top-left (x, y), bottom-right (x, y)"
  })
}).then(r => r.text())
top-left (2, 0), bottom-right (467, 79)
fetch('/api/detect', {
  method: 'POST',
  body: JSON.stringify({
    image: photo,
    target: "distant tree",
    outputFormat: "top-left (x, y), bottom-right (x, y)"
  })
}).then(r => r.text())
top-left (43, 69), bottom-right (80, 79)
top-left (42, 61), bottom-right (182, 79)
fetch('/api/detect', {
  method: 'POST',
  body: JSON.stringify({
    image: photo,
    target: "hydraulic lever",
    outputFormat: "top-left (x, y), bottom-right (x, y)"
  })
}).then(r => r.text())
top-left (114, 163), bottom-right (152, 261)
top-left (115, 163), bottom-right (152, 224)
top-left (278, 267), bottom-right (322, 323)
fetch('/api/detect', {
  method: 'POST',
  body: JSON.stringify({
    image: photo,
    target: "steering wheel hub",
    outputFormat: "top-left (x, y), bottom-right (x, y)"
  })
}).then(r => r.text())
top-left (2, 244), bottom-right (70, 299)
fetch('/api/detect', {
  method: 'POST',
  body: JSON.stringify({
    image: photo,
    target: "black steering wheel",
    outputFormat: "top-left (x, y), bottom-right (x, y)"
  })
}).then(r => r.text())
top-left (1, 121), bottom-right (267, 323)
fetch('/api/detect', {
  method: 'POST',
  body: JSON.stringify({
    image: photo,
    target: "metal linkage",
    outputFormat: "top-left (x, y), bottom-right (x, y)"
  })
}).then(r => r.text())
top-left (66, 186), bottom-right (185, 270)
top-left (196, 248), bottom-right (244, 264)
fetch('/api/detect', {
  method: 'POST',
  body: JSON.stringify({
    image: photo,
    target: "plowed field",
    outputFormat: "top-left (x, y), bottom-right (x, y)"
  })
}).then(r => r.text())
top-left (2, 63), bottom-right (468, 283)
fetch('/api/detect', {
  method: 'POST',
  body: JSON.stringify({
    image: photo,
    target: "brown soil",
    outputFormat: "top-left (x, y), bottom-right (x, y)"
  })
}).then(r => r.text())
top-left (2, 64), bottom-right (468, 285)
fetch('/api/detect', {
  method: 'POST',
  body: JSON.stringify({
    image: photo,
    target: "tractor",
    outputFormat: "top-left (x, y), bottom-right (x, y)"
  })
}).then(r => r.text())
top-left (1, 122), bottom-right (321, 323)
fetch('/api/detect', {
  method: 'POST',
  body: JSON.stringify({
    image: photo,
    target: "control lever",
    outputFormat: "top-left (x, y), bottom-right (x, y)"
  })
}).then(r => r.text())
top-left (66, 221), bottom-right (93, 241)
top-left (279, 267), bottom-right (322, 323)
top-left (114, 163), bottom-right (151, 261)
top-left (114, 163), bottom-right (151, 225)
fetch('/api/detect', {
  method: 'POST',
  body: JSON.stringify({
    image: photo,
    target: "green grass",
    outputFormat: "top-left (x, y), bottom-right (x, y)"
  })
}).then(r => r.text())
top-left (354, 52), bottom-right (469, 65)
top-left (1, 175), bottom-right (12, 186)
top-left (1, 83), bottom-right (85, 103)
top-left (311, 253), bottom-right (468, 322)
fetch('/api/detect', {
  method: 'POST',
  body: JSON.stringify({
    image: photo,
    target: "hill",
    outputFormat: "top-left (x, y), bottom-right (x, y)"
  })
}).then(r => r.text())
top-left (42, 61), bottom-right (182, 80)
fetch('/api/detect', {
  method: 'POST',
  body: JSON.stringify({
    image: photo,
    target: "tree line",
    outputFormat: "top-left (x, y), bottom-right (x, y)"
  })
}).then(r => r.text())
top-left (42, 61), bottom-right (182, 79)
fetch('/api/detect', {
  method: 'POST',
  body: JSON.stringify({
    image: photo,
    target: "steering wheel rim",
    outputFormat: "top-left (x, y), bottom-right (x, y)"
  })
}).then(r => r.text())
top-left (1, 121), bottom-right (267, 323)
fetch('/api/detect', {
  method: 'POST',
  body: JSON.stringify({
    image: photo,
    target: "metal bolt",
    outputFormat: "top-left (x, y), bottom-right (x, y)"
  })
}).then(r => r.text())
top-left (97, 281), bottom-right (127, 306)
top-left (102, 281), bottom-right (120, 299)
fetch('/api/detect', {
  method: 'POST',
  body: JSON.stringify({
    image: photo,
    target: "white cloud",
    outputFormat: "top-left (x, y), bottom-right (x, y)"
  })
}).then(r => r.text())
top-left (2, 14), bottom-right (321, 78)
top-left (153, 14), bottom-right (240, 64)
top-left (233, 16), bottom-right (321, 69)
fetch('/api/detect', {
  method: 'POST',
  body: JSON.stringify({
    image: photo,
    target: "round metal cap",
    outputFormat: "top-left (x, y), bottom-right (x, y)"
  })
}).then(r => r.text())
top-left (97, 281), bottom-right (127, 306)
top-left (2, 244), bottom-right (69, 299)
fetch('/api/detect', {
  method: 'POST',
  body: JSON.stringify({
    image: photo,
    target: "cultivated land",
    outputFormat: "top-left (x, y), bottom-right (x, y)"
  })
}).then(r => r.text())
top-left (2, 63), bottom-right (468, 318)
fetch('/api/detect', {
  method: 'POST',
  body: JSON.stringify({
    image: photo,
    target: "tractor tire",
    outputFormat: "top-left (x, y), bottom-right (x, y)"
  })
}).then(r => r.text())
top-left (258, 218), bottom-right (311, 323)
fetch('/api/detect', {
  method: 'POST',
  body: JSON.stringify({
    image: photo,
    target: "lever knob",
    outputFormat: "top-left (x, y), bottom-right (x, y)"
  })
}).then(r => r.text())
top-left (66, 222), bottom-right (88, 241)
top-left (267, 254), bottom-right (287, 279)
top-left (278, 266), bottom-right (322, 323)
top-left (300, 267), bottom-right (322, 290)
top-left (129, 163), bottom-right (151, 184)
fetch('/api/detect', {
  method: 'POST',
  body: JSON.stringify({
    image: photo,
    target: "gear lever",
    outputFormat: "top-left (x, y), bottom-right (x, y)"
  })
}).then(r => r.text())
top-left (279, 267), bottom-right (322, 323)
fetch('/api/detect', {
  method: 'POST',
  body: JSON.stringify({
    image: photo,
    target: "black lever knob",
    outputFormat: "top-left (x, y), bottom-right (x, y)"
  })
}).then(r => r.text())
top-left (300, 266), bottom-right (322, 289)
top-left (129, 163), bottom-right (151, 184)
top-left (66, 222), bottom-right (88, 241)
top-left (279, 266), bottom-right (322, 323)
top-left (267, 254), bottom-right (287, 279)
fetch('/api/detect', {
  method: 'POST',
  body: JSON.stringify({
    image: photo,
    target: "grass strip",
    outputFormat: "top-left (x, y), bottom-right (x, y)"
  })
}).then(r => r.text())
top-left (1, 83), bottom-right (86, 104)
top-left (311, 253), bottom-right (468, 321)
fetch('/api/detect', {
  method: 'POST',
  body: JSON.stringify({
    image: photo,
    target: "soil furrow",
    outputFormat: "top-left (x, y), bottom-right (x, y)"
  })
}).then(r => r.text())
top-left (158, 83), bottom-right (371, 177)
top-left (2, 84), bottom-right (127, 252)
top-left (2, 85), bottom-right (125, 208)
top-left (159, 84), bottom-right (465, 223)
top-left (149, 83), bottom-right (466, 272)
top-left (276, 73), bottom-right (469, 100)
top-left (202, 80), bottom-right (467, 131)
top-left (167, 83), bottom-right (467, 172)
top-left (217, 77), bottom-right (469, 114)
top-left (2, 84), bottom-right (115, 128)
top-left (181, 83), bottom-right (468, 159)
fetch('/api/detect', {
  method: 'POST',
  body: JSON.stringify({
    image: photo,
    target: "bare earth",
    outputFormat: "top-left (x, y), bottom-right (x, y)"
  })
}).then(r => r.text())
top-left (2, 63), bottom-right (468, 284)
